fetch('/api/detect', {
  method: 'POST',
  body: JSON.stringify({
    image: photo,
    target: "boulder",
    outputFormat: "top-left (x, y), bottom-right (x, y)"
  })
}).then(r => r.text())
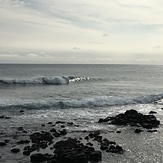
top-left (0, 142), bottom-right (7, 146)
top-left (98, 109), bottom-right (160, 129)
top-left (11, 148), bottom-right (20, 153)
top-left (53, 138), bottom-right (102, 163)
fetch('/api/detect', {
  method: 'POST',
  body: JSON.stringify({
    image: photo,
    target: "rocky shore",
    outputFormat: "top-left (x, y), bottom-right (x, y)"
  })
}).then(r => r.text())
top-left (0, 109), bottom-right (161, 163)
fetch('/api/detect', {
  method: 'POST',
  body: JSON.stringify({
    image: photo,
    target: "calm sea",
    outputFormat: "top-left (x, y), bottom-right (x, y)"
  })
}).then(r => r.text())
top-left (0, 64), bottom-right (163, 162)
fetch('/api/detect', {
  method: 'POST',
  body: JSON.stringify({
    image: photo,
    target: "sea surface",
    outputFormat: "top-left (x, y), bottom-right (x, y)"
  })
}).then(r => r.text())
top-left (0, 64), bottom-right (163, 163)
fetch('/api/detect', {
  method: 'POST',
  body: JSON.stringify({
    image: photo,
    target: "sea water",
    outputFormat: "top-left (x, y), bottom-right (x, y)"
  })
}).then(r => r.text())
top-left (0, 64), bottom-right (163, 162)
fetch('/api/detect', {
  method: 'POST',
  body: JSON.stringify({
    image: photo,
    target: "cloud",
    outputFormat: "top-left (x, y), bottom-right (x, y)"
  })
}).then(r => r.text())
top-left (27, 53), bottom-right (38, 57)
top-left (0, 0), bottom-right (163, 64)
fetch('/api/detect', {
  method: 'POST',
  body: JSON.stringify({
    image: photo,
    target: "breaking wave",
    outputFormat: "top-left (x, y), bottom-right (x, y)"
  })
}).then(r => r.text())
top-left (0, 76), bottom-right (89, 85)
top-left (0, 94), bottom-right (163, 110)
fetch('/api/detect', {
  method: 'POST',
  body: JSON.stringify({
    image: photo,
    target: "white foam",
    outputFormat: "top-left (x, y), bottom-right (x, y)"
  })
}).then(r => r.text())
top-left (0, 93), bottom-right (163, 110)
top-left (0, 76), bottom-right (89, 85)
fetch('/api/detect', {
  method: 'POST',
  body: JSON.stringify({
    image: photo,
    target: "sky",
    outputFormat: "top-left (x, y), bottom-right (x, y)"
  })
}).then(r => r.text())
top-left (0, 0), bottom-right (163, 64)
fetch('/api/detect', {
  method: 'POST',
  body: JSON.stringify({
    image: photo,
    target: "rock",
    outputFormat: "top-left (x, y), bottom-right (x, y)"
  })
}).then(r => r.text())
top-left (53, 138), bottom-right (101, 163)
top-left (93, 135), bottom-right (102, 143)
top-left (23, 146), bottom-right (33, 155)
top-left (19, 110), bottom-right (24, 113)
top-left (30, 131), bottom-right (53, 144)
top-left (11, 148), bottom-right (20, 153)
top-left (149, 111), bottom-right (157, 114)
top-left (22, 130), bottom-right (28, 133)
top-left (50, 147), bottom-right (54, 150)
top-left (28, 131), bottom-right (54, 152)
top-left (5, 116), bottom-right (11, 119)
top-left (50, 128), bottom-right (57, 133)
top-left (85, 136), bottom-right (89, 140)
top-left (99, 138), bottom-right (123, 154)
top-left (59, 129), bottom-right (67, 136)
top-left (98, 109), bottom-right (160, 129)
top-left (30, 153), bottom-right (46, 162)
top-left (86, 142), bottom-right (93, 146)
top-left (41, 124), bottom-right (45, 127)
top-left (55, 121), bottom-right (65, 124)
top-left (52, 132), bottom-right (60, 138)
top-left (0, 115), bottom-right (5, 119)
top-left (4, 139), bottom-right (10, 143)
top-left (17, 127), bottom-right (24, 131)
top-left (116, 131), bottom-right (121, 133)
top-left (0, 142), bottom-right (7, 146)
top-left (23, 150), bottom-right (30, 156)
top-left (134, 129), bottom-right (143, 134)
top-left (67, 122), bottom-right (74, 126)
top-left (141, 123), bottom-right (153, 129)
top-left (0, 115), bottom-right (11, 119)
top-left (147, 129), bottom-right (157, 133)
top-left (89, 151), bottom-right (102, 162)
top-left (17, 140), bottom-right (30, 144)
top-left (88, 131), bottom-right (100, 138)
top-left (107, 145), bottom-right (124, 154)
top-left (47, 122), bottom-right (53, 125)
top-left (100, 144), bottom-right (108, 150)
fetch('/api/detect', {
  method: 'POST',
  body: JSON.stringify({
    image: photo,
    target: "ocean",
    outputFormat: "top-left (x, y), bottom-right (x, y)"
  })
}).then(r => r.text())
top-left (0, 64), bottom-right (163, 163)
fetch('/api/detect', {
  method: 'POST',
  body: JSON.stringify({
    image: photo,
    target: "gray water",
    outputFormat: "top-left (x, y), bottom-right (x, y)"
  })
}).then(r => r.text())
top-left (0, 64), bottom-right (163, 163)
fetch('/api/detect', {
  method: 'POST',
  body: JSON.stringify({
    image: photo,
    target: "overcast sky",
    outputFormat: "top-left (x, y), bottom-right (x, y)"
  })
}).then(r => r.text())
top-left (0, 0), bottom-right (163, 64)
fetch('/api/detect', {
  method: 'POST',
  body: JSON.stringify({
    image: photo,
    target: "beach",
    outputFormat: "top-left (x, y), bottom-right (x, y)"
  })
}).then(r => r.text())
top-left (0, 64), bottom-right (163, 162)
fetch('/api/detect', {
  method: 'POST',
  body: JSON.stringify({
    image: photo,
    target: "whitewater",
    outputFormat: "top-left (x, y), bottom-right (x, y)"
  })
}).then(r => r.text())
top-left (0, 64), bottom-right (163, 163)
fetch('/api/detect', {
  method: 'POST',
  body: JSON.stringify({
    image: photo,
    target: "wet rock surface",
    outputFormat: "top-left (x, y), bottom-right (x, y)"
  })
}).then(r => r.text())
top-left (1, 111), bottom-right (161, 162)
top-left (98, 109), bottom-right (160, 129)
top-left (0, 141), bottom-right (7, 146)
top-left (11, 148), bottom-right (20, 153)
top-left (30, 131), bottom-right (53, 144)
top-left (0, 119), bottom-right (124, 163)
top-left (28, 129), bottom-right (124, 162)
top-left (0, 115), bottom-right (11, 119)
top-left (53, 138), bottom-right (102, 163)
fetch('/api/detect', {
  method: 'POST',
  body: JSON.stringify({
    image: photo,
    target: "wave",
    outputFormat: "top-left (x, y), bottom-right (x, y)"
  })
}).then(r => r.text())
top-left (0, 76), bottom-right (89, 85)
top-left (0, 94), bottom-right (163, 110)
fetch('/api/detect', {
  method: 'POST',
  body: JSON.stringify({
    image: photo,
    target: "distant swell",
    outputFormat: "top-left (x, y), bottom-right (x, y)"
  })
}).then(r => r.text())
top-left (0, 94), bottom-right (163, 110)
top-left (0, 76), bottom-right (89, 85)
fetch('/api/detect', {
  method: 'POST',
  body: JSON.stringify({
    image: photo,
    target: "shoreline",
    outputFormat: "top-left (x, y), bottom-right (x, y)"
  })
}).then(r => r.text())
top-left (0, 109), bottom-right (162, 163)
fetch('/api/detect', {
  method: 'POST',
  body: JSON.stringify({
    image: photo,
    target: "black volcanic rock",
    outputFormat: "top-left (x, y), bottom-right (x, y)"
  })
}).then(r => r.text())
top-left (134, 129), bottom-right (143, 134)
top-left (30, 131), bottom-right (53, 144)
top-left (99, 138), bottom-right (123, 154)
top-left (28, 131), bottom-right (54, 153)
top-left (0, 115), bottom-right (11, 119)
top-left (30, 153), bottom-right (55, 162)
top-left (50, 128), bottom-right (57, 133)
top-left (0, 141), bottom-right (7, 146)
top-left (106, 145), bottom-right (123, 154)
top-left (59, 129), bottom-right (67, 136)
top-left (16, 140), bottom-right (30, 144)
top-left (11, 148), bottom-right (20, 153)
top-left (55, 121), bottom-right (66, 124)
top-left (98, 109), bottom-right (160, 129)
top-left (19, 110), bottom-right (24, 113)
top-left (0, 115), bottom-right (5, 119)
top-left (30, 153), bottom-right (46, 162)
top-left (149, 111), bottom-right (157, 114)
top-left (53, 138), bottom-right (102, 163)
